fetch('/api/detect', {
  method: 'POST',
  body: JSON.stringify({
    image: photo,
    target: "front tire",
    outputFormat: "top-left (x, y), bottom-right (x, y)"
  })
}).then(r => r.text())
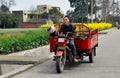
top-left (56, 56), bottom-right (65, 73)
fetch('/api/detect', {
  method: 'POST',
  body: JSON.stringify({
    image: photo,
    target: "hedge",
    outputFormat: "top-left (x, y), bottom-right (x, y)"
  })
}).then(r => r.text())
top-left (0, 29), bottom-right (49, 54)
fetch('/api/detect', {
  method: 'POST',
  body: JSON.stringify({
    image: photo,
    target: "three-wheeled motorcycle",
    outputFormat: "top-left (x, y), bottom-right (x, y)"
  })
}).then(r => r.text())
top-left (49, 24), bottom-right (98, 73)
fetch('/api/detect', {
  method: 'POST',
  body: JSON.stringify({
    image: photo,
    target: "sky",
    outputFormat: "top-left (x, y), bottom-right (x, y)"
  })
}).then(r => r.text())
top-left (10, 0), bottom-right (72, 14)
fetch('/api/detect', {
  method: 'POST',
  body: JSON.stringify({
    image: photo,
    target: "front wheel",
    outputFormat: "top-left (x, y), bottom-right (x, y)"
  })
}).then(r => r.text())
top-left (56, 56), bottom-right (65, 73)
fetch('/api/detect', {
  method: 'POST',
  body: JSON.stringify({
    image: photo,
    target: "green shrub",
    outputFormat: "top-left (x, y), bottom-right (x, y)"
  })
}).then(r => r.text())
top-left (0, 29), bottom-right (49, 54)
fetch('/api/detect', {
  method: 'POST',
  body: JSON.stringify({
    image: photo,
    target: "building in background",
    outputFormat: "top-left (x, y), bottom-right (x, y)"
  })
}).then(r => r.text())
top-left (12, 4), bottom-right (64, 28)
top-left (37, 5), bottom-right (52, 14)
top-left (37, 5), bottom-right (64, 14)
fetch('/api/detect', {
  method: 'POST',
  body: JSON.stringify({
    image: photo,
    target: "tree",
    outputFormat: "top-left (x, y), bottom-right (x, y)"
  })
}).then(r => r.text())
top-left (68, 0), bottom-right (97, 23)
top-left (49, 7), bottom-right (61, 15)
top-left (0, 13), bottom-right (18, 28)
top-left (1, 4), bottom-right (9, 12)
top-left (48, 7), bottom-right (63, 23)
top-left (95, 0), bottom-right (120, 23)
top-left (0, 0), bottom-right (17, 28)
top-left (0, 0), bottom-right (16, 11)
top-left (6, 14), bottom-right (18, 28)
top-left (66, 10), bottom-right (76, 22)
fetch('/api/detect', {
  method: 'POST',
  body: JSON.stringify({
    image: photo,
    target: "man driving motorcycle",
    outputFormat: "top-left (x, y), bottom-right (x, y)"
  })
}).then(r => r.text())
top-left (57, 16), bottom-right (78, 62)
top-left (47, 16), bottom-right (78, 62)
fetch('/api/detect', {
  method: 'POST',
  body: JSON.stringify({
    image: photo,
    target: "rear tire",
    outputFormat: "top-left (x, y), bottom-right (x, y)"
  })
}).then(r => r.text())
top-left (80, 53), bottom-right (84, 60)
top-left (68, 52), bottom-right (73, 62)
top-left (89, 49), bottom-right (94, 63)
top-left (94, 47), bottom-right (96, 56)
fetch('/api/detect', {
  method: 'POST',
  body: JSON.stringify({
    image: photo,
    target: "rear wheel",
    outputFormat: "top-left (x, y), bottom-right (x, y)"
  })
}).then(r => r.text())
top-left (93, 47), bottom-right (96, 56)
top-left (68, 52), bottom-right (73, 62)
top-left (80, 54), bottom-right (84, 60)
top-left (89, 49), bottom-right (94, 63)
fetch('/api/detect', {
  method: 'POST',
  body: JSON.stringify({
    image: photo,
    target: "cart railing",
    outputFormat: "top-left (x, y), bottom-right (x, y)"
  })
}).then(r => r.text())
top-left (50, 23), bottom-right (98, 53)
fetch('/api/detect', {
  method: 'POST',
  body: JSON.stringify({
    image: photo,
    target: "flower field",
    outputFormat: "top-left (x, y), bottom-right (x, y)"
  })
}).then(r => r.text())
top-left (40, 22), bottom-right (112, 31)
top-left (86, 23), bottom-right (112, 30)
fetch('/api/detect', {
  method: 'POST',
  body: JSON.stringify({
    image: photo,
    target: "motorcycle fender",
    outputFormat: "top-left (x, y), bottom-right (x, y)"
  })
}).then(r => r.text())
top-left (56, 51), bottom-right (63, 56)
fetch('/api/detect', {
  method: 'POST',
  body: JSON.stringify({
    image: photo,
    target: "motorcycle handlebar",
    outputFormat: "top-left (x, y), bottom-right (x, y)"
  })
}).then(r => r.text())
top-left (58, 32), bottom-right (75, 39)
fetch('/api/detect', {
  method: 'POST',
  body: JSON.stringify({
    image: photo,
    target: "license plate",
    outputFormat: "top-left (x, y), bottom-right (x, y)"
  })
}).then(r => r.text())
top-left (58, 38), bottom-right (65, 42)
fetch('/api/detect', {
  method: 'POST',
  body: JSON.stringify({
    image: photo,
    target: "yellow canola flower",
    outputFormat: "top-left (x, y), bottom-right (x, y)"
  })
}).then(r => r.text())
top-left (84, 22), bottom-right (112, 30)
top-left (40, 22), bottom-right (112, 31)
top-left (40, 24), bottom-right (55, 28)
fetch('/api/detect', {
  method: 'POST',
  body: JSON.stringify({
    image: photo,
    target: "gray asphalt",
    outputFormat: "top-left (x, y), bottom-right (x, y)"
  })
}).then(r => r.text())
top-left (10, 28), bottom-right (120, 78)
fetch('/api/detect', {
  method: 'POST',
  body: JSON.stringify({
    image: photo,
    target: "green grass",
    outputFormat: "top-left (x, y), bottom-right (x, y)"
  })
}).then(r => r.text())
top-left (0, 28), bottom-right (40, 34)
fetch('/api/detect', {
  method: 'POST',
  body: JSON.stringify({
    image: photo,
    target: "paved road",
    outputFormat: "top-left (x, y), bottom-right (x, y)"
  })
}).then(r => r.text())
top-left (11, 28), bottom-right (120, 78)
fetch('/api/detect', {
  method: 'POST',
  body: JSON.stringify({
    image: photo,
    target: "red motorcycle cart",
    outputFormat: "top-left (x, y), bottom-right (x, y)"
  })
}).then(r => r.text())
top-left (49, 23), bottom-right (98, 73)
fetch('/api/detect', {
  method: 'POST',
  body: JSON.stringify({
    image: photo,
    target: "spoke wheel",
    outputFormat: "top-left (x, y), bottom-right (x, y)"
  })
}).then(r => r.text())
top-left (56, 56), bottom-right (65, 73)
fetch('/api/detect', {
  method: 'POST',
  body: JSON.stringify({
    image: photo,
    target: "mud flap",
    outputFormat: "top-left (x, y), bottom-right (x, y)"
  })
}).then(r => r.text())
top-left (56, 51), bottom-right (63, 56)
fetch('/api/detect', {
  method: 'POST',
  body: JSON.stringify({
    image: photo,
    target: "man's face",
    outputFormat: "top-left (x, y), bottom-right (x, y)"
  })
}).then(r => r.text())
top-left (63, 17), bottom-right (69, 25)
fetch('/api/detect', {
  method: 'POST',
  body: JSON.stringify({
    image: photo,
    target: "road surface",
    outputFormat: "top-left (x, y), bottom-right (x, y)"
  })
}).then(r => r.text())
top-left (11, 29), bottom-right (120, 78)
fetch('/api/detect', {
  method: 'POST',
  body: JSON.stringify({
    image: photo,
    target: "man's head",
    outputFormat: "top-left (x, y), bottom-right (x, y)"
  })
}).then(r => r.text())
top-left (63, 16), bottom-right (70, 26)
